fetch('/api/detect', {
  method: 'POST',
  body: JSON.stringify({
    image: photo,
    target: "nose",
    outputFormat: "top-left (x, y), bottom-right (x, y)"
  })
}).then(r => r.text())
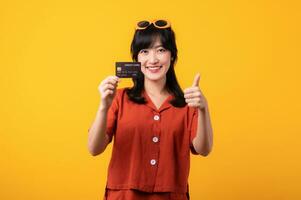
top-left (148, 51), bottom-right (159, 64)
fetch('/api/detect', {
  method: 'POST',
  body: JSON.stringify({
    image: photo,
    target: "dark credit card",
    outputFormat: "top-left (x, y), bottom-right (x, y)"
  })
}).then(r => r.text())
top-left (115, 62), bottom-right (141, 78)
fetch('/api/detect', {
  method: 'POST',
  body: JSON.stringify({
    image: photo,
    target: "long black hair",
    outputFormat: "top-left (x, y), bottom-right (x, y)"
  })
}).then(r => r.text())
top-left (125, 23), bottom-right (186, 107)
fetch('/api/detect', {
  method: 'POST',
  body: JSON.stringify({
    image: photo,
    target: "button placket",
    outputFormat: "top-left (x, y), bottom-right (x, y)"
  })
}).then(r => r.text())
top-left (153, 115), bottom-right (160, 121)
top-left (150, 159), bottom-right (157, 166)
top-left (148, 111), bottom-right (160, 189)
top-left (152, 136), bottom-right (159, 143)
top-left (152, 113), bottom-right (160, 143)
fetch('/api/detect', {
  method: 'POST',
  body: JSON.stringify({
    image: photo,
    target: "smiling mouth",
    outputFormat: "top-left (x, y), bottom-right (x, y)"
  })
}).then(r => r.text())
top-left (145, 66), bottom-right (162, 69)
top-left (145, 66), bottom-right (162, 73)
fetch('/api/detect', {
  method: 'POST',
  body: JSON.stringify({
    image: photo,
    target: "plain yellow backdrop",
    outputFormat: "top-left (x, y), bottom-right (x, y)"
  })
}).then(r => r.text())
top-left (1, 0), bottom-right (300, 199)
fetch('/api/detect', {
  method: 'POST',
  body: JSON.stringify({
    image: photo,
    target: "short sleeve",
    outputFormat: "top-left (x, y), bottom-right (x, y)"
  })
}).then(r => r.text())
top-left (189, 108), bottom-right (199, 155)
top-left (105, 93), bottom-right (119, 143)
top-left (87, 91), bottom-right (120, 144)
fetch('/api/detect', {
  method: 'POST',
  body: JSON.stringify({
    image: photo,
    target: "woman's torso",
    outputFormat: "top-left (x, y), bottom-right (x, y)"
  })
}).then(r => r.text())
top-left (104, 88), bottom-right (199, 198)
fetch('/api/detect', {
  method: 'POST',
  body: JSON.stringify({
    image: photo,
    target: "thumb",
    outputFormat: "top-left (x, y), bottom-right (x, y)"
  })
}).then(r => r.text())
top-left (192, 73), bottom-right (201, 87)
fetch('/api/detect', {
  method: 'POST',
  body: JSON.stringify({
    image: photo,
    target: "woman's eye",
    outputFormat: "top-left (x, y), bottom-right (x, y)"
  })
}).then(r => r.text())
top-left (158, 48), bottom-right (166, 52)
top-left (140, 50), bottom-right (148, 54)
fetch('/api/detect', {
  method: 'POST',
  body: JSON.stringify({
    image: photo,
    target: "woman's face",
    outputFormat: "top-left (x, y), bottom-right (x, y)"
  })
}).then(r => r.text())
top-left (137, 37), bottom-right (172, 82)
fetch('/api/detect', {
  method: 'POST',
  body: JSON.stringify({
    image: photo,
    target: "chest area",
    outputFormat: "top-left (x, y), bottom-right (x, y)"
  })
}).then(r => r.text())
top-left (147, 94), bottom-right (170, 110)
top-left (117, 104), bottom-right (188, 135)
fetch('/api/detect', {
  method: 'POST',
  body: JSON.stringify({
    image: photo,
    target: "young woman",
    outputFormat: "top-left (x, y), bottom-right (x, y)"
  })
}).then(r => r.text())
top-left (88, 19), bottom-right (213, 200)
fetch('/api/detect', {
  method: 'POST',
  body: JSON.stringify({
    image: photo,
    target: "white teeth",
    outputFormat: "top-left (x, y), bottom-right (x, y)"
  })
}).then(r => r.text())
top-left (146, 66), bottom-right (162, 69)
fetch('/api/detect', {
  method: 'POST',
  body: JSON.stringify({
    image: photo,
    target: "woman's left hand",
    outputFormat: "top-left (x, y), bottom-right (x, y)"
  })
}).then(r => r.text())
top-left (184, 73), bottom-right (207, 110)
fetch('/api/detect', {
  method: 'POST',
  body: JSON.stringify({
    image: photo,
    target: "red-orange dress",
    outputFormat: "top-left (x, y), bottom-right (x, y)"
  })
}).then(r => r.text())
top-left (102, 88), bottom-right (199, 199)
top-left (104, 188), bottom-right (189, 200)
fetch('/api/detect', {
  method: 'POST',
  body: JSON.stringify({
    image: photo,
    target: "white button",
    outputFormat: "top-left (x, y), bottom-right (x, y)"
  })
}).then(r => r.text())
top-left (150, 159), bottom-right (157, 165)
top-left (152, 136), bottom-right (159, 143)
top-left (153, 115), bottom-right (160, 121)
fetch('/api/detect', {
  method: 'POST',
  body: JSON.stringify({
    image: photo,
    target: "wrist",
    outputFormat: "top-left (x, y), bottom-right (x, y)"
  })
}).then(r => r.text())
top-left (198, 101), bottom-right (208, 112)
top-left (98, 104), bottom-right (109, 112)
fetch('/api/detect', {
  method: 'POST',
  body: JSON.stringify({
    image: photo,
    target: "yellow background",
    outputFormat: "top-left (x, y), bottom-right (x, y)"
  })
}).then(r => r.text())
top-left (1, 0), bottom-right (300, 199)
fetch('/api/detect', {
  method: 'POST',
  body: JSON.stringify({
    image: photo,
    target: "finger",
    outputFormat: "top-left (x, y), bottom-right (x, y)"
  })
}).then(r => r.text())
top-left (184, 86), bottom-right (199, 94)
top-left (187, 102), bottom-right (200, 107)
top-left (107, 77), bottom-right (119, 85)
top-left (110, 75), bottom-right (120, 83)
top-left (108, 75), bottom-right (119, 81)
top-left (102, 89), bottom-right (114, 98)
top-left (102, 76), bottom-right (119, 85)
top-left (185, 98), bottom-right (201, 104)
top-left (107, 81), bottom-right (118, 88)
top-left (184, 91), bottom-right (202, 99)
top-left (192, 73), bottom-right (201, 87)
top-left (103, 83), bottom-right (115, 91)
top-left (102, 79), bottom-right (117, 87)
top-left (99, 81), bottom-right (114, 91)
top-left (187, 101), bottom-right (200, 107)
top-left (184, 93), bottom-right (193, 99)
top-left (184, 88), bottom-right (204, 98)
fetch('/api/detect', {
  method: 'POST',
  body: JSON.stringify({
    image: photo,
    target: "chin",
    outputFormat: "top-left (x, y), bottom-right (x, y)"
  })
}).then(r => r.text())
top-left (144, 74), bottom-right (165, 81)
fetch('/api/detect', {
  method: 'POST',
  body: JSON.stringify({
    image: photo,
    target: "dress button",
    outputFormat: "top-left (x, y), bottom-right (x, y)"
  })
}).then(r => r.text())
top-left (152, 136), bottom-right (159, 143)
top-left (150, 159), bottom-right (157, 165)
top-left (153, 115), bottom-right (160, 121)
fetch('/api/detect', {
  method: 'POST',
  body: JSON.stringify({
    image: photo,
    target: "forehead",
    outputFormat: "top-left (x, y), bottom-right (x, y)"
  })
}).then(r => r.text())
top-left (149, 37), bottom-right (163, 48)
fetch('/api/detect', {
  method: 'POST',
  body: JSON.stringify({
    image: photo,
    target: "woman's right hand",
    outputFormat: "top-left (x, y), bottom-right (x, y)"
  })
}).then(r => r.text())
top-left (98, 75), bottom-right (120, 110)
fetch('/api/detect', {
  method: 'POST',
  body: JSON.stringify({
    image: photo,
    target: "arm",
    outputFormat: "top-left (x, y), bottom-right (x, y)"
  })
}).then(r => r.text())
top-left (87, 105), bottom-right (111, 156)
top-left (192, 101), bottom-right (213, 156)
top-left (87, 75), bottom-right (120, 156)
top-left (183, 73), bottom-right (214, 156)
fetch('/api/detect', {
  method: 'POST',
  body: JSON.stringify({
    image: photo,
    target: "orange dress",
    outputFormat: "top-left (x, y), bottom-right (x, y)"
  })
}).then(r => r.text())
top-left (104, 188), bottom-right (189, 200)
top-left (102, 88), bottom-right (199, 199)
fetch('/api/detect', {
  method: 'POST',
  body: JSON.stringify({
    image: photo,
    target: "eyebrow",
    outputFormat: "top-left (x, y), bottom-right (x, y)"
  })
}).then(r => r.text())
top-left (152, 45), bottom-right (163, 48)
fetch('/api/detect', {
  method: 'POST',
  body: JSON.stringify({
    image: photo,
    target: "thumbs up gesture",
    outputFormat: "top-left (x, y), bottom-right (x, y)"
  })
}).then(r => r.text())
top-left (184, 73), bottom-right (207, 110)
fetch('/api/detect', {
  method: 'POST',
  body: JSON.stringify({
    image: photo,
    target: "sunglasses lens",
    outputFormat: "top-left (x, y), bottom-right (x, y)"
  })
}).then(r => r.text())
top-left (154, 20), bottom-right (168, 27)
top-left (137, 21), bottom-right (150, 28)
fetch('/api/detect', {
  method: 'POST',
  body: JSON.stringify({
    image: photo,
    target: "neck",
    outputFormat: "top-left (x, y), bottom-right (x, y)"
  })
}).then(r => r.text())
top-left (144, 77), bottom-right (168, 96)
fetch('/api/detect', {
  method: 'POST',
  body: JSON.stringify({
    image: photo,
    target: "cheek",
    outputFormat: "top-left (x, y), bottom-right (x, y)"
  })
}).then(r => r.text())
top-left (138, 55), bottom-right (146, 65)
top-left (138, 57), bottom-right (147, 73)
top-left (161, 53), bottom-right (171, 65)
top-left (139, 56), bottom-right (150, 65)
top-left (161, 57), bottom-right (171, 67)
top-left (141, 65), bottom-right (146, 73)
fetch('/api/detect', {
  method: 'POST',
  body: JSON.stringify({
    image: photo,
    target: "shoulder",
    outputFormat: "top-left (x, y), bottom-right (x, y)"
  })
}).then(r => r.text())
top-left (183, 104), bottom-right (198, 117)
top-left (189, 106), bottom-right (199, 118)
top-left (114, 87), bottom-right (130, 102)
top-left (115, 87), bottom-right (129, 96)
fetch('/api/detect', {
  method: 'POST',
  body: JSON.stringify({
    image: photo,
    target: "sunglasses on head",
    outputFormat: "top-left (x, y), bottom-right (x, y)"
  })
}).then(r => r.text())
top-left (136, 19), bottom-right (171, 30)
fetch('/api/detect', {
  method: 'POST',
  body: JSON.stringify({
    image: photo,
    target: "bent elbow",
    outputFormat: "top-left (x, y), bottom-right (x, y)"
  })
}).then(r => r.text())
top-left (88, 148), bottom-right (100, 156)
top-left (200, 151), bottom-right (210, 157)
top-left (88, 145), bottom-right (105, 156)
top-left (90, 150), bottom-right (100, 156)
top-left (197, 146), bottom-right (213, 157)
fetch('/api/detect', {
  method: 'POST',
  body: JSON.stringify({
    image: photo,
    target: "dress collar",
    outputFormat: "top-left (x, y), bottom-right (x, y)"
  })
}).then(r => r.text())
top-left (142, 89), bottom-right (173, 112)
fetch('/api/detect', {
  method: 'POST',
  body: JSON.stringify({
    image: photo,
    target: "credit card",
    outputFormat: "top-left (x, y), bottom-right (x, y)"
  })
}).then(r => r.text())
top-left (115, 62), bottom-right (141, 78)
